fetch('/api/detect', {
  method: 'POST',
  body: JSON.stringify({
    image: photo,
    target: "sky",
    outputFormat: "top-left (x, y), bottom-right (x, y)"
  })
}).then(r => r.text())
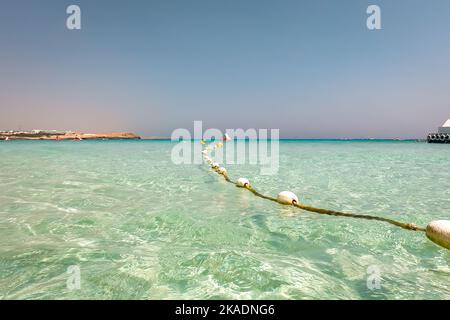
top-left (0, 0), bottom-right (449, 138)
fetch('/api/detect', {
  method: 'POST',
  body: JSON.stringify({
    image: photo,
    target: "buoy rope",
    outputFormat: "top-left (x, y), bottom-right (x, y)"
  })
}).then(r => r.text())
top-left (293, 203), bottom-right (425, 231)
top-left (202, 140), bottom-right (426, 233)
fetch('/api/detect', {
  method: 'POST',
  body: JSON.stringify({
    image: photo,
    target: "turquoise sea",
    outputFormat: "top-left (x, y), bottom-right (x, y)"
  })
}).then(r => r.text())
top-left (0, 140), bottom-right (449, 299)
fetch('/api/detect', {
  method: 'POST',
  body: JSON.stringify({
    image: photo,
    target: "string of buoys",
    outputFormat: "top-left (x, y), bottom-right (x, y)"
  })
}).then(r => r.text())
top-left (200, 138), bottom-right (450, 250)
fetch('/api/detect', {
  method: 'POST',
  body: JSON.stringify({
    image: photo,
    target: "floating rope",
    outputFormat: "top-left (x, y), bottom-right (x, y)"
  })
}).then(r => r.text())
top-left (200, 140), bottom-right (450, 249)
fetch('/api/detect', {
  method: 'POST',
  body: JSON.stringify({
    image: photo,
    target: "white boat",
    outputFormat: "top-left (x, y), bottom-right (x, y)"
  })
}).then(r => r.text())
top-left (428, 119), bottom-right (450, 143)
top-left (438, 119), bottom-right (450, 134)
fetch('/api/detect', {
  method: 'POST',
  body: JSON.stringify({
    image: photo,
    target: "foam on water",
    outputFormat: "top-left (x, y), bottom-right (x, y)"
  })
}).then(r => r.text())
top-left (0, 140), bottom-right (449, 299)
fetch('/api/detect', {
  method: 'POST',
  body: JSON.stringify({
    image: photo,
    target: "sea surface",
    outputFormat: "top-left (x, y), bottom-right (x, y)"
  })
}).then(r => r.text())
top-left (0, 140), bottom-right (449, 299)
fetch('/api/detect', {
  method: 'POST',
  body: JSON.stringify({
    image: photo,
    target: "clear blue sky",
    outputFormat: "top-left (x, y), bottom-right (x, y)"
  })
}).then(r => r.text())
top-left (1, 0), bottom-right (449, 138)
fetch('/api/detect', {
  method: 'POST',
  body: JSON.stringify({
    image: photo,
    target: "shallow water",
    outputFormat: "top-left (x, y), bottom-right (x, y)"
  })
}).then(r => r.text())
top-left (0, 140), bottom-right (449, 299)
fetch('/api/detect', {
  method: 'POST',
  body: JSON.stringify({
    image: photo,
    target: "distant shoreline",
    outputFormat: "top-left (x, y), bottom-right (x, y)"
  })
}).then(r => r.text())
top-left (0, 130), bottom-right (141, 141)
top-left (0, 137), bottom-right (424, 142)
top-left (0, 130), bottom-right (427, 142)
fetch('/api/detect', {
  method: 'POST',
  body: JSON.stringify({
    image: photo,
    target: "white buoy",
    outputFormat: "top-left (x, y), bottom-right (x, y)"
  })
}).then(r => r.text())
top-left (236, 178), bottom-right (250, 188)
top-left (277, 191), bottom-right (299, 205)
top-left (426, 220), bottom-right (450, 250)
top-left (223, 133), bottom-right (231, 141)
top-left (211, 162), bottom-right (219, 169)
top-left (217, 167), bottom-right (227, 175)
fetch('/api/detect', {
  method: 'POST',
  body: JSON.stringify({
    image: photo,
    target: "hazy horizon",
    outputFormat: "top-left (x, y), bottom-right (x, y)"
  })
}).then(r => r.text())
top-left (1, 0), bottom-right (449, 139)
